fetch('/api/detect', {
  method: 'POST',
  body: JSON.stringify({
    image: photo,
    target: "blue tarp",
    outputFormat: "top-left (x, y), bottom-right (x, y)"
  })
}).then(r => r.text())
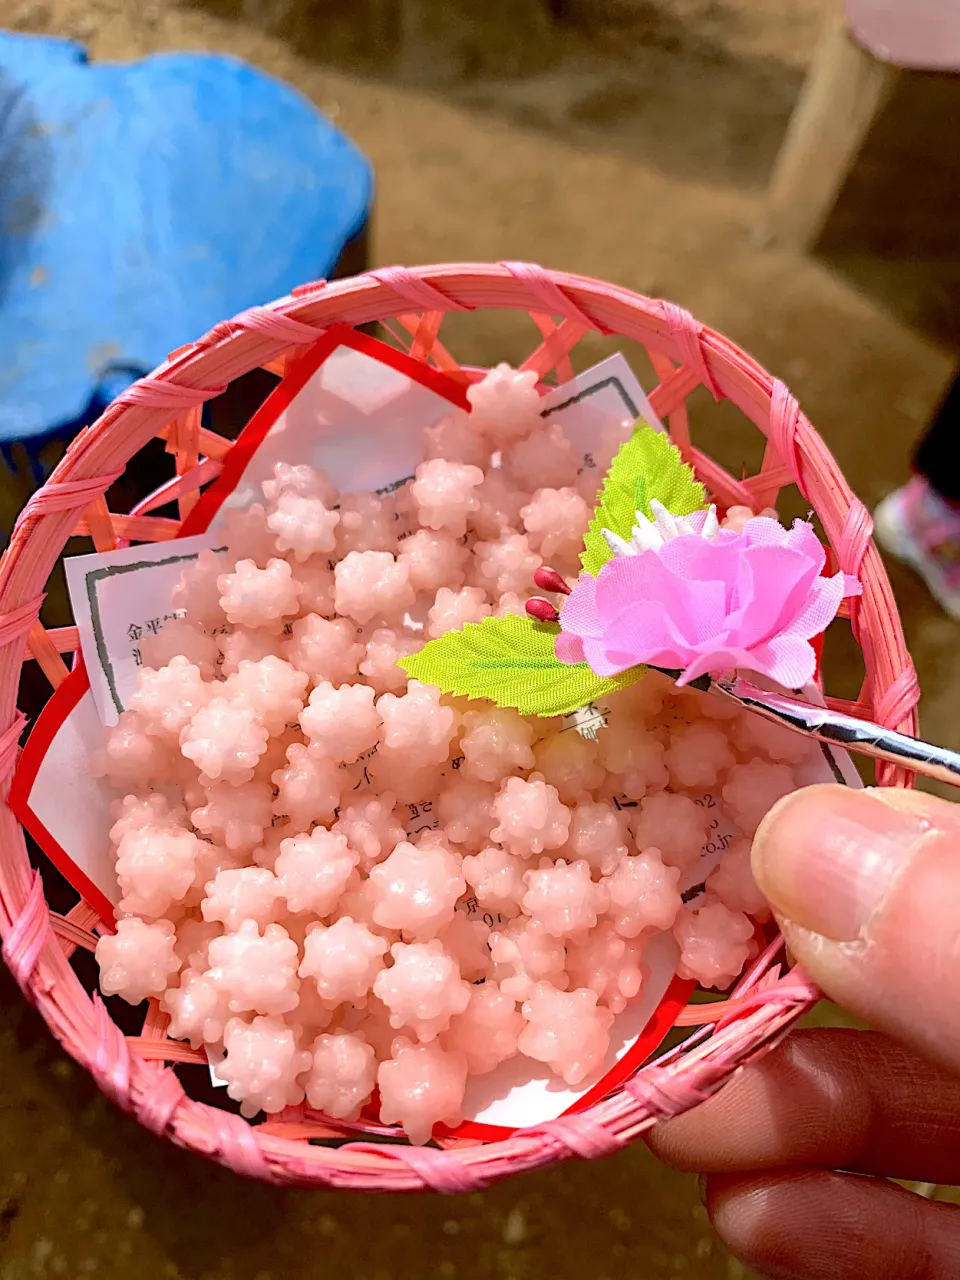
top-left (0, 31), bottom-right (373, 444)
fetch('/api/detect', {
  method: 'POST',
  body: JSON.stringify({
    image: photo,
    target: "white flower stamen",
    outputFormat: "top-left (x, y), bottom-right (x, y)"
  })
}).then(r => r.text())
top-left (602, 502), bottom-right (720, 557)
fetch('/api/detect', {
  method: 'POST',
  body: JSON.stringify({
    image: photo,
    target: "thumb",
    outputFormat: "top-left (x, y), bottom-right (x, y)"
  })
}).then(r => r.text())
top-left (752, 783), bottom-right (960, 1075)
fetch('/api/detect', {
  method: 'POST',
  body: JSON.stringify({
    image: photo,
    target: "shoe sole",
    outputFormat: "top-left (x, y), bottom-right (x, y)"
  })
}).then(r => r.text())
top-left (873, 493), bottom-right (960, 622)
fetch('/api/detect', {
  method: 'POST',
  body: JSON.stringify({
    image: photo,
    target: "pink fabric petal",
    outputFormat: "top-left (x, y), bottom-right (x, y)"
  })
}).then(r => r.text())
top-left (601, 603), bottom-right (696, 671)
top-left (560, 573), bottom-right (603, 640)
top-left (783, 520), bottom-right (826, 570)
top-left (594, 553), bottom-right (677, 617)
top-left (555, 631), bottom-right (586, 666)
top-left (725, 546), bottom-right (818, 648)
top-left (743, 634), bottom-right (817, 690)
top-left (581, 636), bottom-right (632, 677)
top-left (741, 516), bottom-right (788, 548)
top-left (675, 645), bottom-right (753, 685)
top-left (777, 571), bottom-right (845, 642)
top-left (659, 536), bottom-right (742, 603)
top-left (843, 574), bottom-right (863, 598)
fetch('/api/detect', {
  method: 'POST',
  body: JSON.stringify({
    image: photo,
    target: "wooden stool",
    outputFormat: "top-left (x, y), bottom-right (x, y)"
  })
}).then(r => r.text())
top-left (764, 2), bottom-right (960, 255)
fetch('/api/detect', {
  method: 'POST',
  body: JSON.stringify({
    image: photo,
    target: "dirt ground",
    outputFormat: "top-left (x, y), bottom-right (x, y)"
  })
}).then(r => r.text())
top-left (1, 0), bottom-right (959, 1277)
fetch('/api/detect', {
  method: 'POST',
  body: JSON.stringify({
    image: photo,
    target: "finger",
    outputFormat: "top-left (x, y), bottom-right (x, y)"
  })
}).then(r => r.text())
top-left (705, 1169), bottom-right (960, 1280)
top-left (648, 1027), bottom-right (960, 1181)
top-left (751, 784), bottom-right (960, 1074)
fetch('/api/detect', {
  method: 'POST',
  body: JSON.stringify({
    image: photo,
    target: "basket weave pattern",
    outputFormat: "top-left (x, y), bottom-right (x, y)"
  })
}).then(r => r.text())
top-left (0, 263), bottom-right (919, 1190)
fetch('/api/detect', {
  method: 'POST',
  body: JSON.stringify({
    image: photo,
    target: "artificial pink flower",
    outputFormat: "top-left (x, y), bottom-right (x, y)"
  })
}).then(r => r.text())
top-left (556, 516), bottom-right (860, 690)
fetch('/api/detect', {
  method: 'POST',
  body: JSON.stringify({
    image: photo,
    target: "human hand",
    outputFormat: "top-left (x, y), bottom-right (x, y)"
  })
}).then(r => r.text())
top-left (647, 784), bottom-right (960, 1280)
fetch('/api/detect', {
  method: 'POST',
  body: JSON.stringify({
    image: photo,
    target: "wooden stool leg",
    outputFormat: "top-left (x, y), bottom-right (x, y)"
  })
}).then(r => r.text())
top-left (763, 11), bottom-right (900, 251)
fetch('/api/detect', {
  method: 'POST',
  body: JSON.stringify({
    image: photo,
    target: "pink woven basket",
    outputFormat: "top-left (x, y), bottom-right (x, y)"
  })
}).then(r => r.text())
top-left (0, 263), bottom-right (919, 1191)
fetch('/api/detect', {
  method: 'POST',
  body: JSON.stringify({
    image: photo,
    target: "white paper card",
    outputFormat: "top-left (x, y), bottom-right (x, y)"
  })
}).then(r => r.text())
top-left (64, 534), bottom-right (222, 727)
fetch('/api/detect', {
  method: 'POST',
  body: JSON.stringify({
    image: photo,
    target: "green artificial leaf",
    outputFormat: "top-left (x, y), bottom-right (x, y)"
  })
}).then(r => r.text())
top-left (580, 424), bottom-right (707, 575)
top-left (398, 613), bottom-right (646, 717)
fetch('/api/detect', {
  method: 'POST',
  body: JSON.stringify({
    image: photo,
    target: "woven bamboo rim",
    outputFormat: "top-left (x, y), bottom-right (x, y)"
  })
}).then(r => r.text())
top-left (0, 263), bottom-right (919, 1190)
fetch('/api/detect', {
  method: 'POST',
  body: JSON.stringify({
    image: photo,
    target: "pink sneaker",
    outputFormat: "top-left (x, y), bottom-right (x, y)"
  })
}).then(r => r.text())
top-left (874, 477), bottom-right (960, 619)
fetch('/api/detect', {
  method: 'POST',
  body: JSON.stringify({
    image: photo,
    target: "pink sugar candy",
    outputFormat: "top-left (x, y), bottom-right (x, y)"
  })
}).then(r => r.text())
top-left (397, 528), bottom-right (469, 594)
top-left (596, 721), bottom-right (669, 799)
top-left (115, 825), bottom-right (200, 918)
top-left (109, 793), bottom-right (186, 844)
top-left (721, 504), bottom-right (778, 534)
top-left (185, 841), bottom-right (245, 909)
top-left (563, 800), bottom-right (629, 877)
top-left (721, 759), bottom-right (795, 836)
top-left (378, 1037), bottom-right (468, 1145)
top-left (139, 618), bottom-right (221, 681)
top-left (218, 557), bottom-right (301, 632)
top-left (162, 967), bottom-right (227, 1046)
top-left (435, 776), bottom-right (497, 852)
top-left (377, 680), bottom-right (457, 766)
top-left (173, 915), bottom-right (222, 969)
top-left (411, 458), bottom-right (484, 538)
top-left (171, 548), bottom-right (230, 632)
top-left (129, 656), bottom-right (212, 741)
top-left (266, 490), bottom-right (340, 562)
top-left (436, 911), bottom-right (491, 982)
top-left (462, 846), bottom-right (527, 920)
top-left (443, 981), bottom-right (523, 1074)
top-left (283, 614), bottom-right (364, 687)
top-left (506, 422), bottom-right (579, 491)
top-left (334, 551), bottom-right (415, 625)
top-left (423, 410), bottom-right (490, 469)
top-left (565, 921), bottom-right (645, 1013)
top-left (220, 1015), bottom-right (312, 1118)
top-left (733, 710), bottom-right (816, 765)
top-left (92, 711), bottom-right (175, 789)
top-left (518, 983), bottom-right (615, 1086)
top-left (180, 698), bottom-right (269, 784)
top-left (292, 982), bottom-right (338, 1037)
top-left (272, 741), bottom-right (342, 828)
top-left (221, 655), bottom-right (309, 735)
top-left (96, 917), bottom-right (180, 1004)
top-left (460, 706), bottom-right (535, 783)
top-left (191, 779), bottom-right (273, 850)
top-left (468, 471), bottom-right (526, 540)
top-left (682, 683), bottom-right (741, 723)
top-left (373, 940), bottom-right (471, 1041)
top-left (359, 627), bottom-right (420, 696)
top-left (365, 747), bottom-right (445, 805)
top-left (262, 461), bottom-right (338, 508)
top-left (494, 591), bottom-right (528, 618)
top-left (675, 901), bottom-right (754, 989)
top-left (520, 487), bottom-right (592, 561)
top-left (488, 917), bottom-right (568, 1000)
top-left (466, 363), bottom-right (541, 443)
top-left (216, 627), bottom-right (280, 677)
top-left (299, 916), bottom-right (389, 1005)
top-left (299, 681), bottom-right (381, 764)
top-left (664, 721), bottom-right (736, 790)
top-left (632, 792), bottom-right (711, 869)
top-left (337, 875), bottom-right (400, 944)
top-left (221, 503), bottom-right (281, 566)
top-left (274, 828), bottom-right (359, 916)
top-left (472, 533), bottom-right (542, 598)
top-left (533, 731), bottom-right (605, 804)
top-left (490, 774), bottom-right (571, 857)
top-left (338, 994), bottom-right (396, 1059)
top-left (426, 585), bottom-right (491, 638)
top-left (252, 821), bottom-right (293, 871)
top-left (707, 838), bottom-right (771, 921)
top-left (304, 1031), bottom-right (378, 1120)
top-left (521, 858), bottom-right (605, 939)
top-left (333, 790), bottom-right (405, 868)
top-left (603, 848), bottom-right (682, 937)
top-left (201, 866), bottom-right (281, 931)
top-left (368, 839), bottom-right (465, 939)
top-left (336, 491), bottom-right (397, 556)
top-left (293, 560), bottom-right (336, 617)
top-left (207, 920), bottom-right (300, 1015)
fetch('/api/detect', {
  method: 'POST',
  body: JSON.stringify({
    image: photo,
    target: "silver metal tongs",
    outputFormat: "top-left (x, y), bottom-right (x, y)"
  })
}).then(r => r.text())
top-left (708, 676), bottom-right (960, 790)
